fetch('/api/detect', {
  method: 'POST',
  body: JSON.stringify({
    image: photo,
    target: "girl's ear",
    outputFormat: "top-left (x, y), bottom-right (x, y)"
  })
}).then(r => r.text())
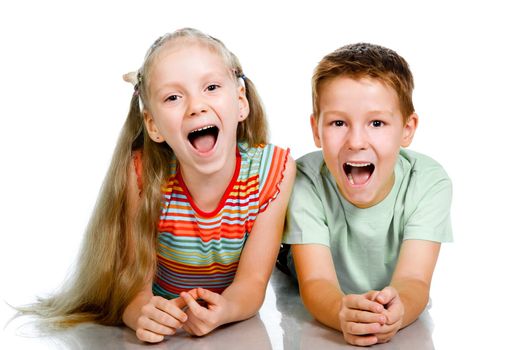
top-left (143, 110), bottom-right (165, 143)
top-left (237, 85), bottom-right (249, 121)
top-left (401, 113), bottom-right (418, 147)
top-left (310, 114), bottom-right (322, 148)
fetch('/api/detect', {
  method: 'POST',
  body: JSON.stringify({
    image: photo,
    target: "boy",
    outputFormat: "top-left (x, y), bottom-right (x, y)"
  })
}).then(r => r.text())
top-left (281, 43), bottom-right (452, 346)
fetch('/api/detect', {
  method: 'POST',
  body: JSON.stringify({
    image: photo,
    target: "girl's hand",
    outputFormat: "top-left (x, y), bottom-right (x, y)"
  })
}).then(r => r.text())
top-left (373, 286), bottom-right (405, 344)
top-left (135, 293), bottom-right (194, 343)
top-left (180, 288), bottom-right (230, 336)
top-left (338, 291), bottom-right (387, 346)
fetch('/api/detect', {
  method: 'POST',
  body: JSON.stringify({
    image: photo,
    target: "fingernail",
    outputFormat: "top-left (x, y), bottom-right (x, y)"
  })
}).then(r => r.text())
top-left (379, 316), bottom-right (386, 324)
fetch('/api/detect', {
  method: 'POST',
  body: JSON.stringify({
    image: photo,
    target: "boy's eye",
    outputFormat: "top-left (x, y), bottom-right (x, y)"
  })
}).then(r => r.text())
top-left (333, 120), bottom-right (345, 127)
top-left (371, 120), bottom-right (384, 127)
top-left (166, 95), bottom-right (180, 102)
top-left (207, 84), bottom-right (219, 91)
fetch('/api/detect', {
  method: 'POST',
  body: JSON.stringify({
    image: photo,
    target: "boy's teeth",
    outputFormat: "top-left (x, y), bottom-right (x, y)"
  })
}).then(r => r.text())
top-left (347, 173), bottom-right (354, 185)
top-left (347, 162), bottom-right (371, 167)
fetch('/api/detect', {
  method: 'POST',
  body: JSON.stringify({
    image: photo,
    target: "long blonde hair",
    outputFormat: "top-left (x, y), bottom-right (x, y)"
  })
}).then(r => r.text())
top-left (19, 28), bottom-right (268, 327)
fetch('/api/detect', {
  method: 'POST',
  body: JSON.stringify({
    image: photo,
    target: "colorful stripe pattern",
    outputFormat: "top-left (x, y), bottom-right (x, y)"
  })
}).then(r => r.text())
top-left (152, 143), bottom-right (289, 299)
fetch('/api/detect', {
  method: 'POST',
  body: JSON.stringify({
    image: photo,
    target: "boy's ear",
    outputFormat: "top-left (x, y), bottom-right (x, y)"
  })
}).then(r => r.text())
top-left (401, 113), bottom-right (419, 147)
top-left (143, 110), bottom-right (165, 143)
top-left (310, 114), bottom-right (322, 148)
top-left (237, 85), bottom-right (249, 121)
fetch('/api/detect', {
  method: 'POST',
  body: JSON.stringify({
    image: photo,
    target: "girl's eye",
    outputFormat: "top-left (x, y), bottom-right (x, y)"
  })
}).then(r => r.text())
top-left (333, 120), bottom-right (345, 127)
top-left (371, 120), bottom-right (384, 127)
top-left (207, 84), bottom-right (219, 91)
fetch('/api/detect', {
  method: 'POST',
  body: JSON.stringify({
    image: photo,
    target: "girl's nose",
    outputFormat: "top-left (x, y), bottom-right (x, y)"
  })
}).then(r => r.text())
top-left (187, 95), bottom-right (208, 117)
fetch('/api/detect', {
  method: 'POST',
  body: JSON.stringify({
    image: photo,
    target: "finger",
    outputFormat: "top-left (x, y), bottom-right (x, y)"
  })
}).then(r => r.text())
top-left (344, 321), bottom-right (382, 336)
top-left (343, 333), bottom-right (378, 347)
top-left (136, 328), bottom-right (165, 343)
top-left (137, 316), bottom-right (176, 338)
top-left (154, 297), bottom-right (187, 322)
top-left (183, 316), bottom-right (204, 337)
top-left (196, 288), bottom-right (221, 305)
top-left (344, 295), bottom-right (384, 314)
top-left (375, 286), bottom-right (397, 305)
top-left (344, 309), bottom-right (387, 324)
top-left (377, 319), bottom-right (401, 334)
top-left (374, 329), bottom-right (398, 343)
top-left (182, 322), bottom-right (194, 336)
top-left (181, 291), bottom-right (210, 320)
top-left (381, 302), bottom-right (403, 325)
top-left (142, 300), bottom-right (186, 328)
top-left (364, 290), bottom-right (380, 302)
top-left (186, 288), bottom-right (200, 300)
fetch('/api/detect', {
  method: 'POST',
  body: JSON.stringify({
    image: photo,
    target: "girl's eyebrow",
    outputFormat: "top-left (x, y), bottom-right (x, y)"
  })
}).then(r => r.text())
top-left (154, 71), bottom-right (231, 94)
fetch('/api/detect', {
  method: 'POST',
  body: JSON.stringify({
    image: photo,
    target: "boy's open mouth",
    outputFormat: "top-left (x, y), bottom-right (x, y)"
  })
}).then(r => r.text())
top-left (343, 162), bottom-right (375, 185)
top-left (188, 125), bottom-right (219, 153)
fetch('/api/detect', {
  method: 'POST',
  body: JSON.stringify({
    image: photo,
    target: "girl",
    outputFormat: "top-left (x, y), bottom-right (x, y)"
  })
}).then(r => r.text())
top-left (23, 28), bottom-right (295, 343)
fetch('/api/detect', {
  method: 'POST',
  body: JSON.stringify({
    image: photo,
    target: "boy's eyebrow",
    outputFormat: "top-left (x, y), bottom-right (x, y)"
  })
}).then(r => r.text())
top-left (321, 110), bottom-right (350, 118)
top-left (321, 109), bottom-right (395, 118)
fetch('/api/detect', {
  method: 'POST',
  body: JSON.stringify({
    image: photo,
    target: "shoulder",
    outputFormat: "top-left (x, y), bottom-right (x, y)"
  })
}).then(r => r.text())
top-left (399, 148), bottom-right (452, 204)
top-left (239, 142), bottom-right (284, 163)
top-left (399, 149), bottom-right (451, 185)
top-left (241, 143), bottom-right (295, 208)
top-left (295, 151), bottom-right (326, 182)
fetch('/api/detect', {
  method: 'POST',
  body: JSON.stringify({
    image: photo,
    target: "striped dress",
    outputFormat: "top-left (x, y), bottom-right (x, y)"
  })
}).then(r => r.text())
top-left (151, 143), bottom-right (289, 299)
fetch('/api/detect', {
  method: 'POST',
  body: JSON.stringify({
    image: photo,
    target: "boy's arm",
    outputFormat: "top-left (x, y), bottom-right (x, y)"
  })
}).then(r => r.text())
top-left (373, 239), bottom-right (440, 342)
top-left (390, 239), bottom-right (440, 327)
top-left (291, 243), bottom-right (343, 329)
top-left (292, 244), bottom-right (386, 347)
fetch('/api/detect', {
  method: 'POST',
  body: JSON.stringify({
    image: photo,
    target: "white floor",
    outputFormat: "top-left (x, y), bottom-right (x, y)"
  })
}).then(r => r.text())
top-left (2, 269), bottom-right (437, 350)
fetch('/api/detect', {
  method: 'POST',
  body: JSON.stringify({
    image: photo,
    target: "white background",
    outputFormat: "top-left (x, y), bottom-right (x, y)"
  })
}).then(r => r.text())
top-left (1, 0), bottom-right (518, 348)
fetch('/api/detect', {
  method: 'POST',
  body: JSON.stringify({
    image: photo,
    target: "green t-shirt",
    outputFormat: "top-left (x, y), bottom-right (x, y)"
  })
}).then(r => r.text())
top-left (283, 148), bottom-right (453, 294)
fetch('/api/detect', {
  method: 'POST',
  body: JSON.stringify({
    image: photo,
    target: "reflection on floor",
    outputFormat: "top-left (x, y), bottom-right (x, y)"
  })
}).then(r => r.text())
top-left (1, 269), bottom-right (435, 349)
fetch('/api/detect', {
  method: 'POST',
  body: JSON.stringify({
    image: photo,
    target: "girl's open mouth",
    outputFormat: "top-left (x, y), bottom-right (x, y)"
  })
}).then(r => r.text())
top-left (187, 125), bottom-right (219, 153)
top-left (343, 162), bottom-right (375, 185)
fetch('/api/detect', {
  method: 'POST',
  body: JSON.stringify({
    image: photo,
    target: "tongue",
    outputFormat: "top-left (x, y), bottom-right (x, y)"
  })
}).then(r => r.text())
top-left (350, 166), bottom-right (371, 185)
top-left (192, 134), bottom-right (216, 153)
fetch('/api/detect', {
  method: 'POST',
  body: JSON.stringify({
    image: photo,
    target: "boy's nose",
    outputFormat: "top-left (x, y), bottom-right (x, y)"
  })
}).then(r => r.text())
top-left (346, 127), bottom-right (368, 151)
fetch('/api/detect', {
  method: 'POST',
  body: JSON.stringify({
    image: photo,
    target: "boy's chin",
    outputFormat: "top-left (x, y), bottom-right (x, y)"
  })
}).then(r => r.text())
top-left (339, 185), bottom-right (380, 209)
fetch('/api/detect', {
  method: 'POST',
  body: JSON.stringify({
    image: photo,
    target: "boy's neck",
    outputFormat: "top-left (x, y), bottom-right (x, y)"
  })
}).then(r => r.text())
top-left (347, 171), bottom-right (396, 209)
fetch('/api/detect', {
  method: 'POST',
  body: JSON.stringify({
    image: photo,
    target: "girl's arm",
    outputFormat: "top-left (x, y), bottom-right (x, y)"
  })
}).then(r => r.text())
top-left (122, 154), bottom-right (189, 343)
top-left (222, 155), bottom-right (296, 320)
top-left (222, 157), bottom-right (296, 322)
top-left (181, 156), bottom-right (296, 335)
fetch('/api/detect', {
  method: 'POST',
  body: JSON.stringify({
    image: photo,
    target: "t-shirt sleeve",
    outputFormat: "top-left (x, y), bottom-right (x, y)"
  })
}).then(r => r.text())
top-left (282, 164), bottom-right (330, 246)
top-left (257, 145), bottom-right (290, 213)
top-left (404, 166), bottom-right (453, 242)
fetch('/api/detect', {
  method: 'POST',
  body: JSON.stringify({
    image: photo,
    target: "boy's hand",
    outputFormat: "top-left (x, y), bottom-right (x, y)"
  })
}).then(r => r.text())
top-left (373, 286), bottom-right (405, 343)
top-left (338, 291), bottom-right (387, 346)
top-left (135, 291), bottom-right (197, 343)
top-left (180, 288), bottom-right (230, 336)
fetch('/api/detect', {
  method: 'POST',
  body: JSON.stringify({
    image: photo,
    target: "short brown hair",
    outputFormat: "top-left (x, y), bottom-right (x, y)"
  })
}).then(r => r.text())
top-left (312, 43), bottom-right (414, 122)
